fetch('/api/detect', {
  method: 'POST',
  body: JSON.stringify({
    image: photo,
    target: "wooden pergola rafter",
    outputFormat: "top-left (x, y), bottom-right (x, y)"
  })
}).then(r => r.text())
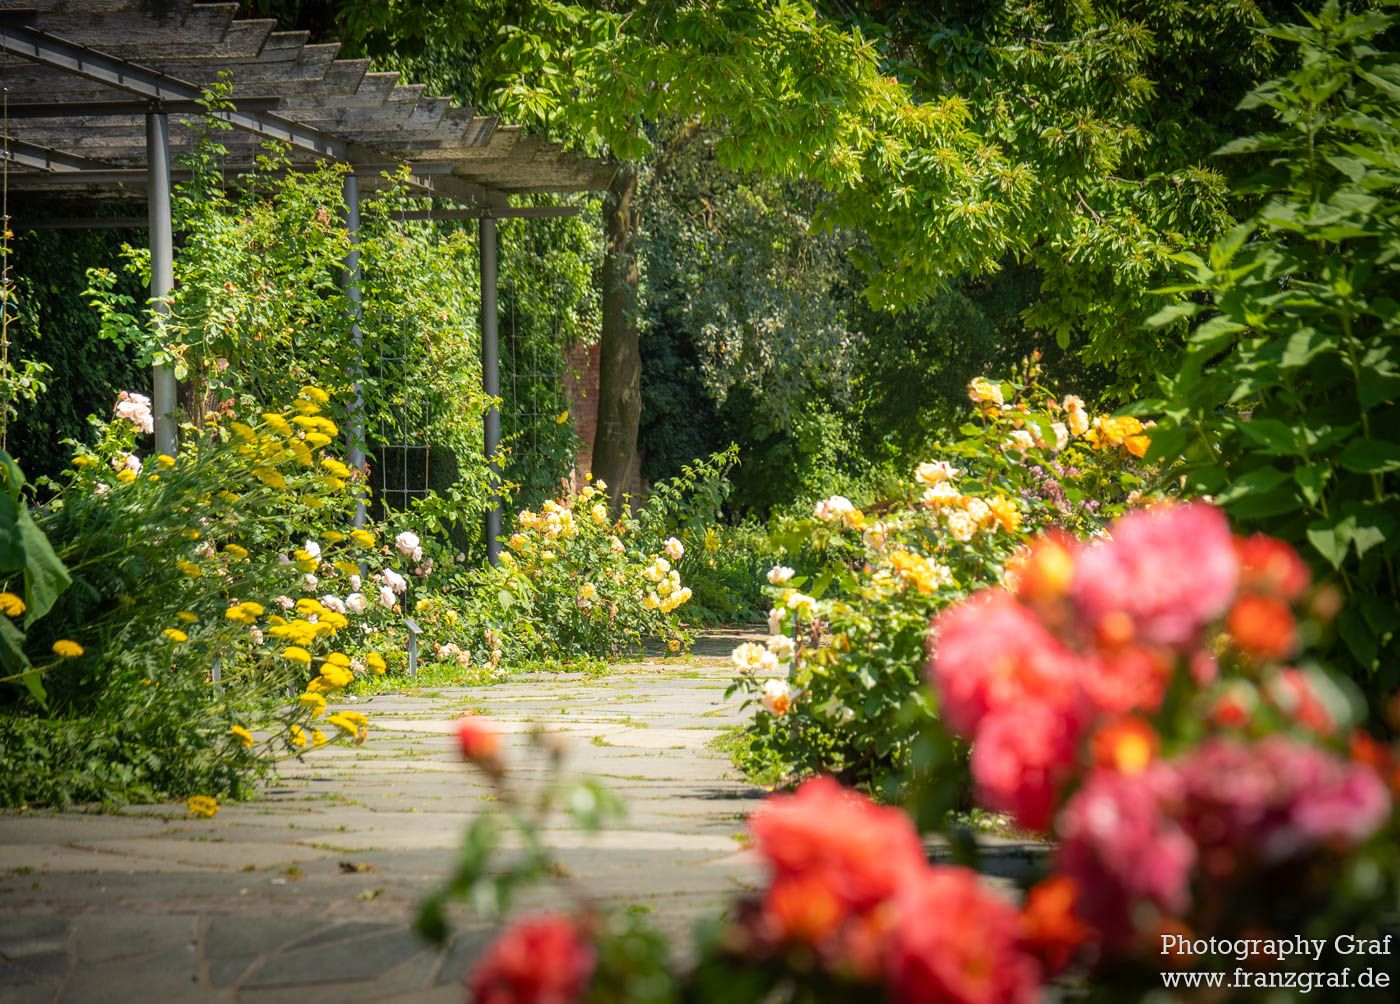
top-left (0, 0), bottom-right (613, 563)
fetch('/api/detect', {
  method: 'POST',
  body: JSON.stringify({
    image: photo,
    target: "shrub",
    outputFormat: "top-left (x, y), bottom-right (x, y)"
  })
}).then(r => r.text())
top-left (423, 503), bottom-right (1400, 1004)
top-left (0, 387), bottom-right (419, 807)
top-left (730, 359), bottom-right (1157, 791)
top-left (414, 450), bottom-right (738, 666)
top-left (1148, 3), bottom-right (1399, 700)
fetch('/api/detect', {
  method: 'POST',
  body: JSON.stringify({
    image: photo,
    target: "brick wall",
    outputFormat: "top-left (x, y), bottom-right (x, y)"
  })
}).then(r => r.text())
top-left (562, 340), bottom-right (644, 498)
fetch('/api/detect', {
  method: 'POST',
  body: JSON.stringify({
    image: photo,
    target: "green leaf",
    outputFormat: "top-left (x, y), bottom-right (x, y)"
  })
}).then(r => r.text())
top-left (1293, 463), bottom-right (1331, 506)
top-left (0, 494), bottom-right (23, 573)
top-left (19, 669), bottom-right (46, 705)
top-left (1145, 302), bottom-right (1200, 328)
top-left (1143, 425), bottom-right (1188, 465)
top-left (1236, 418), bottom-right (1297, 454)
top-left (1336, 438), bottom-right (1400, 474)
top-left (1338, 608), bottom-right (1378, 673)
top-left (18, 505), bottom-right (70, 627)
top-left (1216, 465), bottom-right (1290, 506)
top-left (1307, 516), bottom-right (1355, 570)
top-left (1278, 329), bottom-right (1332, 369)
top-left (0, 615), bottom-right (29, 676)
top-left (0, 450), bottom-right (24, 499)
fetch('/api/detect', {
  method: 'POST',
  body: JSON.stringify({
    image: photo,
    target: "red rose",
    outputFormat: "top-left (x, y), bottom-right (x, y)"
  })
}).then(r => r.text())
top-left (456, 717), bottom-right (503, 772)
top-left (749, 777), bottom-right (927, 959)
top-left (885, 866), bottom-right (1041, 1004)
top-left (1019, 875), bottom-right (1091, 976)
top-left (1234, 534), bottom-right (1310, 601)
top-left (929, 590), bottom-right (1081, 738)
top-left (1227, 593), bottom-right (1298, 661)
top-left (468, 913), bottom-right (595, 1004)
top-left (1072, 503), bottom-right (1238, 651)
top-left (970, 704), bottom-right (1083, 832)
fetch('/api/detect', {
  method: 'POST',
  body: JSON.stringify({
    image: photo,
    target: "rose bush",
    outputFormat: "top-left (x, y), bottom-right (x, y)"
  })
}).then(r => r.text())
top-left (730, 358), bottom-right (1159, 791)
top-left (413, 451), bottom-right (739, 666)
top-left (919, 501), bottom-right (1397, 985)
top-left (0, 386), bottom-right (424, 807)
top-left (425, 502), bottom-right (1399, 1004)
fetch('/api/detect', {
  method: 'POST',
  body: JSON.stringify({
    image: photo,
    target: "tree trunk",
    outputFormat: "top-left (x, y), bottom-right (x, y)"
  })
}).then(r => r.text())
top-left (593, 161), bottom-right (641, 513)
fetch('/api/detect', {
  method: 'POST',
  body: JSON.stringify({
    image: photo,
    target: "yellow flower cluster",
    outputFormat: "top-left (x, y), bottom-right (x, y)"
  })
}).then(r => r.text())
top-left (888, 550), bottom-right (954, 594)
top-left (910, 463), bottom-right (1022, 538)
top-left (641, 555), bottom-right (692, 613)
top-left (0, 592), bottom-right (25, 618)
top-left (224, 601), bottom-right (265, 624)
top-left (1086, 414), bottom-right (1152, 458)
top-left (230, 725), bottom-right (255, 748)
top-left (186, 795), bottom-right (219, 818)
top-left (517, 498), bottom-right (577, 539)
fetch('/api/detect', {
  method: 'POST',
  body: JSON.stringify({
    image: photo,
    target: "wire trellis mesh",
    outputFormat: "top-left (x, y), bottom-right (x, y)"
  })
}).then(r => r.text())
top-left (502, 281), bottom-right (570, 508)
top-left (374, 318), bottom-right (433, 513)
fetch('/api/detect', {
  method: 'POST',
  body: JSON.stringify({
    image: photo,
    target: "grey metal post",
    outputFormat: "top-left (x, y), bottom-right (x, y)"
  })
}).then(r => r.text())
top-left (146, 104), bottom-right (177, 455)
top-left (342, 173), bottom-right (367, 528)
top-left (480, 215), bottom-right (501, 565)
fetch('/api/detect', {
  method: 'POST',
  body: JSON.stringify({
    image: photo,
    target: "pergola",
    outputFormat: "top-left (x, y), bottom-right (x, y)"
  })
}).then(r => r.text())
top-left (0, 0), bottom-right (613, 564)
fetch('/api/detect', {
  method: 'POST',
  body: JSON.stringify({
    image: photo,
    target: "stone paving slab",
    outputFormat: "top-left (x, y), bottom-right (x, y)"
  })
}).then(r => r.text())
top-left (0, 634), bottom-right (763, 1002)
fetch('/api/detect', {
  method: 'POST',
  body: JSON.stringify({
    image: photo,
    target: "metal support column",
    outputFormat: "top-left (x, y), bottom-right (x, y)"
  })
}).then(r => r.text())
top-left (480, 215), bottom-right (501, 566)
top-left (342, 173), bottom-right (367, 528)
top-left (146, 103), bottom-right (177, 455)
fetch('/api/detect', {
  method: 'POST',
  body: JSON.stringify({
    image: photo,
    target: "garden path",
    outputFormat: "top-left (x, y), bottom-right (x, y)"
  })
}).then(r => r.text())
top-left (0, 631), bottom-right (767, 1003)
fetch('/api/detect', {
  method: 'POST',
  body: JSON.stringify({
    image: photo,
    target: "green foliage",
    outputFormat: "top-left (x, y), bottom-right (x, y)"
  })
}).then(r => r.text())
top-left (640, 134), bottom-right (858, 426)
top-left (0, 396), bottom-right (387, 807)
top-left (495, 200), bottom-right (602, 509)
top-left (831, 0), bottom-right (1296, 390)
top-left (672, 521), bottom-right (775, 626)
top-left (1149, 3), bottom-right (1400, 697)
top-left (422, 452), bottom-right (737, 665)
top-left (0, 449), bottom-right (72, 702)
top-left (6, 219), bottom-right (148, 482)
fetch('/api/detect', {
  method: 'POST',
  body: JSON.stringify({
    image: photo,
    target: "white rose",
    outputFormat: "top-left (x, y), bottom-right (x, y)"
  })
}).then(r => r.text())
top-left (767, 565), bottom-right (795, 585)
top-left (766, 634), bottom-right (796, 661)
top-left (945, 510), bottom-right (976, 543)
top-left (114, 391), bottom-right (155, 435)
top-left (785, 592), bottom-right (817, 616)
top-left (813, 495), bottom-right (854, 522)
top-left (913, 461), bottom-right (960, 486)
top-left (319, 594), bottom-right (347, 614)
top-left (760, 679), bottom-right (793, 717)
top-left (663, 536), bottom-right (684, 561)
top-left (395, 531), bottom-right (421, 557)
top-left (767, 607), bottom-right (784, 635)
top-left (301, 573), bottom-right (319, 591)
top-left (378, 585), bottom-right (397, 608)
top-left (345, 592), bottom-right (367, 614)
top-left (1003, 430), bottom-right (1036, 454)
top-left (303, 540), bottom-right (322, 560)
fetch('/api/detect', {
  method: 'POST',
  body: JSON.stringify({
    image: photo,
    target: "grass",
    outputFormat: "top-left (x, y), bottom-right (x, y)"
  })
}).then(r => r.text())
top-left (346, 662), bottom-right (499, 697)
top-left (345, 652), bottom-right (618, 698)
top-left (707, 725), bottom-right (789, 789)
